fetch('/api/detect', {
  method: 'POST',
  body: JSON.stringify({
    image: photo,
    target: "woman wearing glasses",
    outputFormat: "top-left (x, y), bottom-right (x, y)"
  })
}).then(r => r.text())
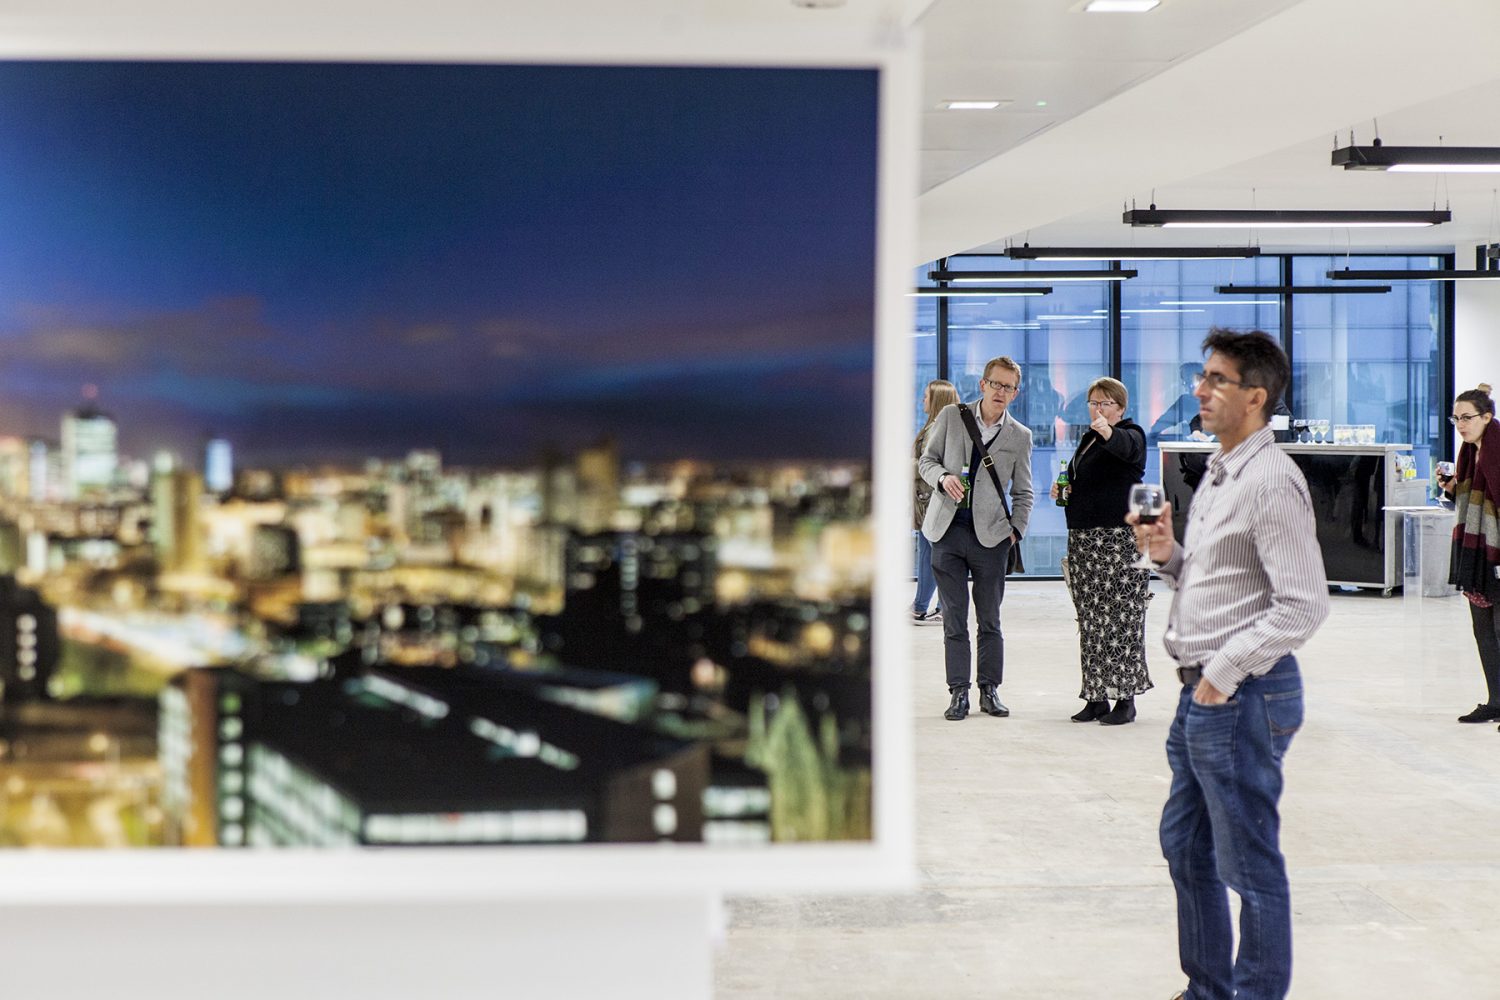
top-left (1437, 383), bottom-right (1500, 724)
top-left (1052, 377), bottom-right (1152, 725)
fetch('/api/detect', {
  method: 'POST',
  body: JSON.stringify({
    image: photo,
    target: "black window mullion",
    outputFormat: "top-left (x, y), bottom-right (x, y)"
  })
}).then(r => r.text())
top-left (936, 256), bottom-right (949, 381)
top-left (1280, 255), bottom-right (1295, 414)
top-left (1108, 259), bottom-right (1123, 382)
top-left (1442, 252), bottom-right (1456, 461)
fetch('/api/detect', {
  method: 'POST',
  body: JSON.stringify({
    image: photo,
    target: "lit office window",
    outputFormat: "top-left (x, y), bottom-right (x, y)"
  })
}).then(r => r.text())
top-left (938, 256), bottom-right (1112, 576)
top-left (1121, 257), bottom-right (1283, 482)
top-left (918, 253), bottom-right (1451, 575)
top-left (1290, 255), bottom-right (1444, 471)
top-left (914, 265), bottom-right (939, 434)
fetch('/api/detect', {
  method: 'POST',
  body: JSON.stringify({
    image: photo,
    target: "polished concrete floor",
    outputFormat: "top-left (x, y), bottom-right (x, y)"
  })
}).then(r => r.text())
top-left (716, 581), bottom-right (1500, 999)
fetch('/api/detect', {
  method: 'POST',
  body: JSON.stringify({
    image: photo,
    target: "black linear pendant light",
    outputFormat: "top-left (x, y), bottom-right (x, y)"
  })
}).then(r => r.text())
top-left (1326, 245), bottom-right (1500, 281)
top-left (1328, 268), bottom-right (1500, 281)
top-left (927, 268), bottom-right (1136, 282)
top-left (1126, 206), bottom-right (1450, 229)
top-left (910, 286), bottom-right (1053, 297)
top-left (1215, 284), bottom-right (1392, 295)
top-left (1003, 245), bottom-right (1261, 261)
top-left (1332, 143), bottom-right (1500, 173)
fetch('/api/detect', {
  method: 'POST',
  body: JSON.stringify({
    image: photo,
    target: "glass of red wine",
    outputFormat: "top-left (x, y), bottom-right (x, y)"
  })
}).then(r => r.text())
top-left (1129, 483), bottom-right (1166, 570)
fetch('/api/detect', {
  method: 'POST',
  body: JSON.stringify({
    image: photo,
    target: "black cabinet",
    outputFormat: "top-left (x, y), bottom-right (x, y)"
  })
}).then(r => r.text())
top-left (1160, 443), bottom-right (1425, 593)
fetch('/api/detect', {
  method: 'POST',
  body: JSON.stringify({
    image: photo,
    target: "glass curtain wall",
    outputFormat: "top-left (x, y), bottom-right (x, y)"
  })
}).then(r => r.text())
top-left (1290, 255), bottom-right (1445, 473)
top-left (938, 256), bottom-right (1110, 576)
top-left (913, 265), bottom-right (939, 435)
top-left (1120, 257), bottom-right (1284, 485)
top-left (911, 267), bottom-right (940, 593)
top-left (914, 252), bottom-right (1451, 576)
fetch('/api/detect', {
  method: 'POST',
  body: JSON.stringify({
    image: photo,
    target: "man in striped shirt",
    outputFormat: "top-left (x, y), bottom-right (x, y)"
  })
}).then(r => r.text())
top-left (1132, 329), bottom-right (1329, 1000)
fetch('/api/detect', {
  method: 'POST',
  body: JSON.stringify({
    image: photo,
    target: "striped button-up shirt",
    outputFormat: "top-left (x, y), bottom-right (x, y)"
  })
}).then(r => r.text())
top-left (1157, 425), bottom-right (1330, 695)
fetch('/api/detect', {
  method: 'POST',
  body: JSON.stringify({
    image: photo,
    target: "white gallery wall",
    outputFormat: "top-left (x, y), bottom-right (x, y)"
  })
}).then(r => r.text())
top-left (1454, 282), bottom-right (1500, 392)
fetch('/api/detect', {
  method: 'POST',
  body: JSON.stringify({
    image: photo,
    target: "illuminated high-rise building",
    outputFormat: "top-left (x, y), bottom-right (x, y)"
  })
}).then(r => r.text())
top-left (0, 437), bottom-right (28, 500)
top-left (402, 449), bottom-right (443, 541)
top-left (27, 440), bottom-right (50, 502)
top-left (61, 402), bottom-right (118, 499)
top-left (152, 468), bottom-right (205, 573)
top-left (575, 437), bottom-right (619, 533)
top-left (161, 665), bottom-right (708, 847)
top-left (0, 575), bottom-right (59, 704)
top-left (205, 437), bottom-right (233, 493)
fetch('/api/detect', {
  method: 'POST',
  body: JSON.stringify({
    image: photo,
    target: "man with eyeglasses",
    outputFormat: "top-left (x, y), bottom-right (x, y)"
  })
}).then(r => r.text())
top-left (918, 355), bottom-right (1034, 721)
top-left (1131, 329), bottom-right (1329, 1000)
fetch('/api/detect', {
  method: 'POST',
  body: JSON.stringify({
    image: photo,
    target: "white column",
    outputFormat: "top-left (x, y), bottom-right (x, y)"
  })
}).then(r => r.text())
top-left (1453, 281), bottom-right (1500, 449)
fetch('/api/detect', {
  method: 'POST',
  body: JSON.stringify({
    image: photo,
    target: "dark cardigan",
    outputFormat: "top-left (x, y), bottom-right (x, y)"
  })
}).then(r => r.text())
top-left (1062, 418), bottom-right (1147, 530)
top-left (1449, 419), bottom-right (1500, 598)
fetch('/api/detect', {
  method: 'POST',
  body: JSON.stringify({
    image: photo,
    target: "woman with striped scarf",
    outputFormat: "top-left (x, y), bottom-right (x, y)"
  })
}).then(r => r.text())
top-left (1439, 383), bottom-right (1500, 724)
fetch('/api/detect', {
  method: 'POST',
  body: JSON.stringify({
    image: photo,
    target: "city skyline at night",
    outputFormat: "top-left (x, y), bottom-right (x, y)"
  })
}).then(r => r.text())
top-left (0, 58), bottom-right (880, 851)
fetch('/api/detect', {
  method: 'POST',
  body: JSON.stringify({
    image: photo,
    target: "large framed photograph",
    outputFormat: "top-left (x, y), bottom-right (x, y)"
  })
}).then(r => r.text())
top-left (0, 11), bottom-right (914, 901)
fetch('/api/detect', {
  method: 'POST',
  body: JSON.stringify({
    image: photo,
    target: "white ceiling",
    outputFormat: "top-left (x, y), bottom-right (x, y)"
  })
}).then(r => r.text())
top-left (917, 0), bottom-right (1306, 190)
top-left (915, 0), bottom-right (1500, 261)
top-left (7, 0), bottom-right (1499, 264)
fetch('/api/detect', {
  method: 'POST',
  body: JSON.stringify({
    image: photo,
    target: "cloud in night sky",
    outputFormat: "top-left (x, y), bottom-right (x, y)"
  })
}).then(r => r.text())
top-left (0, 60), bottom-right (878, 468)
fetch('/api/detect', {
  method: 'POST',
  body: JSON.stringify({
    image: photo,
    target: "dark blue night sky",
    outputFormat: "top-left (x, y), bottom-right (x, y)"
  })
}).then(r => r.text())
top-left (0, 61), bottom-right (877, 467)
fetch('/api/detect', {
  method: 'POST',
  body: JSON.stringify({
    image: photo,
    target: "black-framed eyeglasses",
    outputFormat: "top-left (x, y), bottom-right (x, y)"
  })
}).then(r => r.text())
top-left (982, 378), bottom-right (1019, 393)
top-left (1450, 413), bottom-right (1483, 426)
top-left (1086, 399), bottom-right (1118, 410)
top-left (1192, 371), bottom-right (1255, 391)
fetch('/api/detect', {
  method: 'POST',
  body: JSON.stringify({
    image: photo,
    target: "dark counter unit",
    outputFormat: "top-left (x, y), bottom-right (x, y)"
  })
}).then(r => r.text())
top-left (1159, 443), bottom-right (1429, 594)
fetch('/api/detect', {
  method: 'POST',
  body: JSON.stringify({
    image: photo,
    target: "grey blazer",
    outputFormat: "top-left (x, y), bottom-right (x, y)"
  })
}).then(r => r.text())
top-left (918, 401), bottom-right (1034, 547)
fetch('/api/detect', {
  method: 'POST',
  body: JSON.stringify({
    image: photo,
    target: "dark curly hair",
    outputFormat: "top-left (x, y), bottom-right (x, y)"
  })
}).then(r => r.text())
top-left (1201, 328), bottom-right (1290, 421)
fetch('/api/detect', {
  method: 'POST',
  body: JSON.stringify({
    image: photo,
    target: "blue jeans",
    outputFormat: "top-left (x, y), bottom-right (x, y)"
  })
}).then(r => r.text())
top-left (1160, 656), bottom-right (1304, 1000)
top-left (913, 531), bottom-right (937, 613)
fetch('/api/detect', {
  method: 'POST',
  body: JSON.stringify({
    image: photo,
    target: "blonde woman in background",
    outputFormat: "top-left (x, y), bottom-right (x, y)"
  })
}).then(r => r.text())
top-left (913, 379), bottom-right (960, 623)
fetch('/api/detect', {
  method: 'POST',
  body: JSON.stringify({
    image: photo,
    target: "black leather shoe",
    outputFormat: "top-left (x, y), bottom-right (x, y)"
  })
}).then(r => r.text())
top-left (1099, 697), bottom-right (1137, 726)
top-left (944, 689), bottom-right (969, 721)
top-left (1457, 703), bottom-right (1500, 723)
top-left (978, 685), bottom-right (1009, 717)
top-left (1071, 700), bottom-right (1110, 723)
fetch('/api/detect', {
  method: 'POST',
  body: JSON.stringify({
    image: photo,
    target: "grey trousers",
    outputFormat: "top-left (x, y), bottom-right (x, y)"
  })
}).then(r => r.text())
top-left (930, 518), bottom-right (1011, 691)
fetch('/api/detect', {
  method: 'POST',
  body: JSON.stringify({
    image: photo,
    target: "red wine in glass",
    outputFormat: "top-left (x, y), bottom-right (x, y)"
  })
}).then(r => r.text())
top-left (1129, 483), bottom-right (1166, 569)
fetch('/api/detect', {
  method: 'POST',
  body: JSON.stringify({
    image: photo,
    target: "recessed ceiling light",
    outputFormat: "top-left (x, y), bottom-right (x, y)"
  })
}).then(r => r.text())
top-left (1035, 100), bottom-right (1048, 107)
top-left (943, 100), bottom-right (1007, 111)
top-left (1082, 0), bottom-right (1161, 11)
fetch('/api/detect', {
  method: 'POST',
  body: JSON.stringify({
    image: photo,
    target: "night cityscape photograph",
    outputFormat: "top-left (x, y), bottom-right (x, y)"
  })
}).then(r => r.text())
top-left (0, 59), bottom-right (878, 849)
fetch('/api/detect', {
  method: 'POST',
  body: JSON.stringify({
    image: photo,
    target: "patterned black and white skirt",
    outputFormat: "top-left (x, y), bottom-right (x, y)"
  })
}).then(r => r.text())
top-left (1065, 526), bottom-right (1153, 701)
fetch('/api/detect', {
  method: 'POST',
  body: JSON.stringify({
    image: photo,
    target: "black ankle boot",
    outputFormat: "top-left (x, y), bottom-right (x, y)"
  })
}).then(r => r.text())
top-left (1071, 700), bottom-right (1109, 723)
top-left (944, 688), bottom-right (969, 721)
top-left (1099, 697), bottom-right (1137, 726)
top-left (978, 684), bottom-right (1009, 717)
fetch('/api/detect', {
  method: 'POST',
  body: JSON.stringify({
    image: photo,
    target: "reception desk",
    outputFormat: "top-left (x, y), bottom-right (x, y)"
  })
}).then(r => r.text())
top-left (1159, 442), bottom-right (1429, 594)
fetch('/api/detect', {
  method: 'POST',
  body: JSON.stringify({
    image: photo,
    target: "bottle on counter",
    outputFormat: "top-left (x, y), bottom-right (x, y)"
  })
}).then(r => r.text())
top-left (1055, 460), bottom-right (1070, 507)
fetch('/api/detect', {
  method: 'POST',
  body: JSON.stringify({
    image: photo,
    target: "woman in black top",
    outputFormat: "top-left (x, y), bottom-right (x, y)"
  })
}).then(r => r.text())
top-left (1051, 377), bottom-right (1153, 725)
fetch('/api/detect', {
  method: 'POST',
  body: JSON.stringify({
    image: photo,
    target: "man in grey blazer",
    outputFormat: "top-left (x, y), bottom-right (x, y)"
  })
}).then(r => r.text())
top-left (918, 355), bottom-right (1034, 720)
